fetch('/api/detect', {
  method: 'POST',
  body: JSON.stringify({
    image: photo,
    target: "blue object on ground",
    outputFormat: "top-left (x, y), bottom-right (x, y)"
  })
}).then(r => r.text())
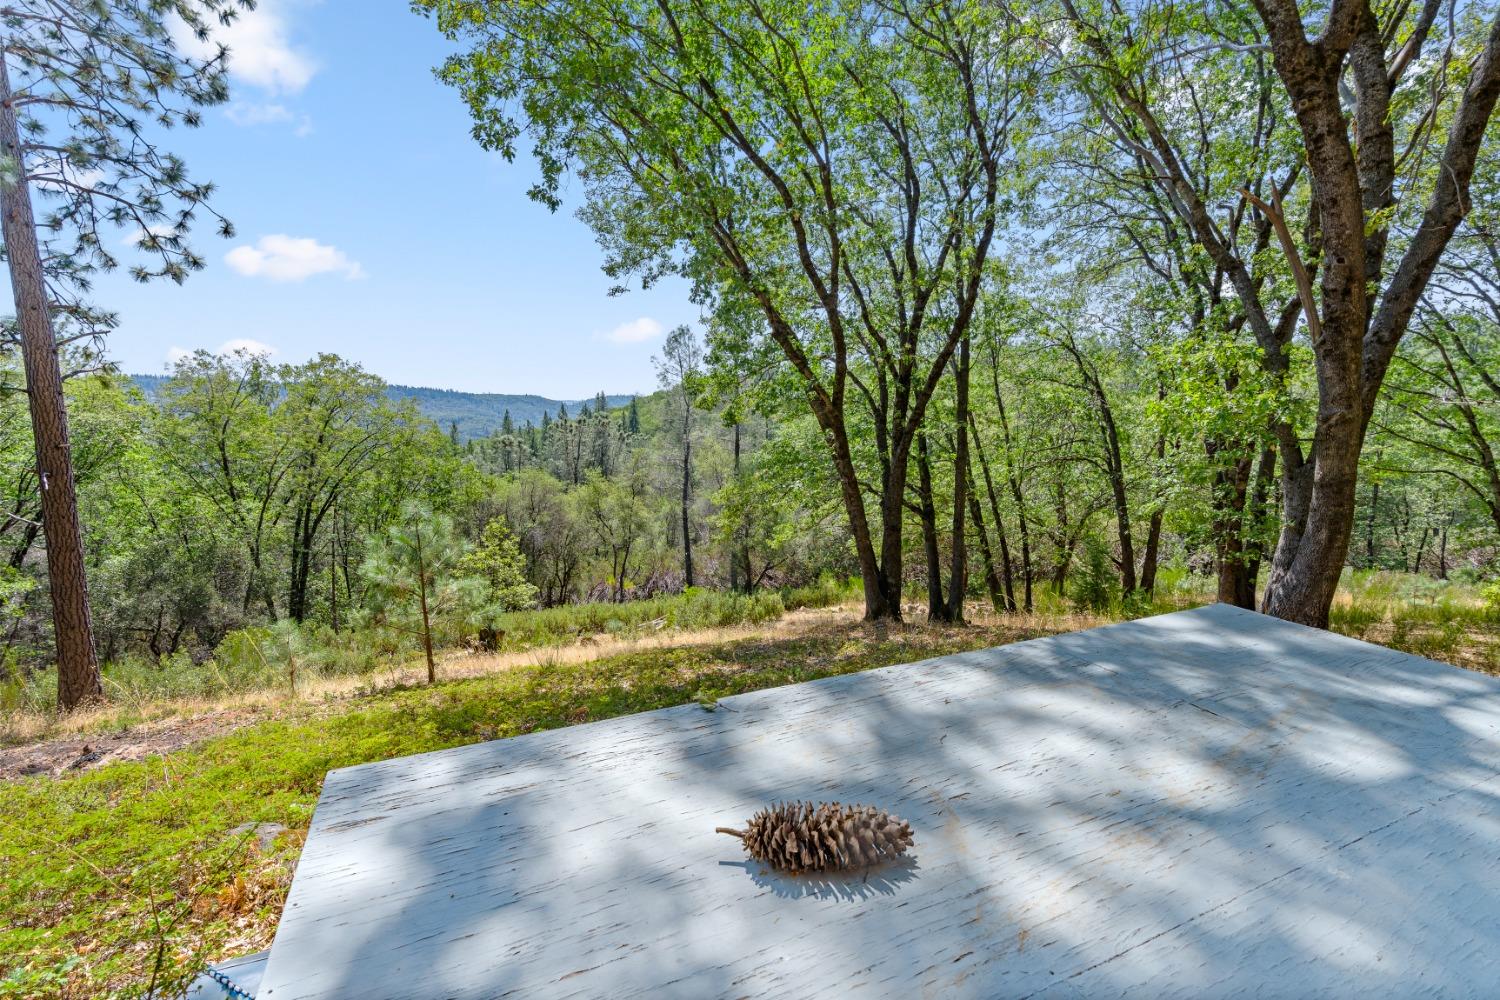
top-left (183, 950), bottom-right (267, 999)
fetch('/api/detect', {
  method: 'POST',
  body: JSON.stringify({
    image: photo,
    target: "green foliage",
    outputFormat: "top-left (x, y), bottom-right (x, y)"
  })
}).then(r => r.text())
top-left (0, 956), bottom-right (82, 1000)
top-left (493, 587), bottom-right (787, 648)
top-left (0, 568), bottom-right (35, 635)
top-left (359, 503), bottom-right (491, 666)
top-left (1483, 582), bottom-right (1500, 622)
top-left (1070, 538), bottom-right (1118, 614)
top-left (779, 575), bottom-right (861, 612)
top-left (458, 518), bottom-right (538, 612)
top-left (574, 471), bottom-right (655, 601)
top-left (6, 0), bottom-right (251, 319)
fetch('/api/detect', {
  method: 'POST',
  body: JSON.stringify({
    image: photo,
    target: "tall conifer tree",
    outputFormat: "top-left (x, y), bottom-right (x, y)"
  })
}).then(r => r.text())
top-left (0, 0), bottom-right (245, 708)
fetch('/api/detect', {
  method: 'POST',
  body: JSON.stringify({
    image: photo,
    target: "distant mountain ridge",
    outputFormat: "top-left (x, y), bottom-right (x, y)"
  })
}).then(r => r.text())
top-left (129, 374), bottom-right (636, 442)
top-left (382, 384), bottom-right (637, 441)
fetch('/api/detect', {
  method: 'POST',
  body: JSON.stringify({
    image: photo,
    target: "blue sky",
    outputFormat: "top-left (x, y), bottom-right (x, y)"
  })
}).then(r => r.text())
top-left (82, 0), bottom-right (697, 397)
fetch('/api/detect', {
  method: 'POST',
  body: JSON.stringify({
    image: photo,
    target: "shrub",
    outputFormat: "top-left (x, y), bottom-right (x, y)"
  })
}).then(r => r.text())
top-left (1482, 581), bottom-right (1500, 622)
top-left (779, 574), bottom-right (859, 611)
top-left (1070, 539), bottom-right (1117, 613)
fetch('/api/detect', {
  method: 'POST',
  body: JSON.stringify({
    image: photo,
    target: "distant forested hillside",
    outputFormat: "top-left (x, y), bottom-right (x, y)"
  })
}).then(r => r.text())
top-left (131, 374), bottom-right (634, 441)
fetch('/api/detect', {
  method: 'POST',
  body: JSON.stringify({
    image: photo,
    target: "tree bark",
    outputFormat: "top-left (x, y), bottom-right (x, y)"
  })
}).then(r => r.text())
top-left (1437, 515), bottom-right (1449, 579)
top-left (414, 523), bottom-right (435, 684)
top-left (1063, 0), bottom-right (1500, 627)
top-left (1243, 446), bottom-right (1277, 595)
top-left (1364, 481), bottom-right (1380, 568)
top-left (0, 51), bottom-right (101, 710)
top-left (1138, 506), bottom-right (1163, 596)
top-left (680, 397), bottom-right (693, 588)
top-left (1251, 0), bottom-right (1500, 626)
top-left (965, 471), bottom-right (1006, 612)
top-left (915, 433), bottom-right (947, 621)
top-left (329, 536), bottom-right (339, 632)
top-left (1211, 451), bottom-right (1257, 608)
top-left (729, 422), bottom-right (742, 593)
top-left (945, 335), bottom-right (971, 623)
top-left (969, 418), bottom-right (1016, 612)
top-left (983, 352), bottom-right (1034, 610)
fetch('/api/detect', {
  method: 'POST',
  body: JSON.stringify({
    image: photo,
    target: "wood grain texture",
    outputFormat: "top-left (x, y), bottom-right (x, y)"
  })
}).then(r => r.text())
top-left (257, 605), bottom-right (1500, 998)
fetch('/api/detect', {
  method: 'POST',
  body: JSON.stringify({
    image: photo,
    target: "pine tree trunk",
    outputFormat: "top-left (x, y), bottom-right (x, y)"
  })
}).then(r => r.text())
top-left (0, 52), bottom-right (101, 710)
top-left (415, 525), bottom-right (436, 685)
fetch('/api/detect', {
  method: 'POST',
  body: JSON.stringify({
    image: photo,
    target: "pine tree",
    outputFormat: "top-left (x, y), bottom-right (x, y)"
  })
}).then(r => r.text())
top-left (501, 409), bottom-right (514, 436)
top-left (0, 1), bottom-right (246, 709)
top-left (627, 397), bottom-right (641, 435)
top-left (360, 502), bottom-right (488, 684)
top-left (458, 517), bottom-right (537, 611)
top-left (1070, 538), bottom-right (1117, 614)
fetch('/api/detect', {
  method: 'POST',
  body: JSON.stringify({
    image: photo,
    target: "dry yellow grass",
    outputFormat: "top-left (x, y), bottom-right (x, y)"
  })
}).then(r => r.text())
top-left (0, 605), bottom-right (859, 760)
top-left (0, 602), bottom-right (1120, 774)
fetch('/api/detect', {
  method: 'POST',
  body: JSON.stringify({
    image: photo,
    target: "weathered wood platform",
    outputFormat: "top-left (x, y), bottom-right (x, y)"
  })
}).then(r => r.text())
top-left (255, 604), bottom-right (1500, 998)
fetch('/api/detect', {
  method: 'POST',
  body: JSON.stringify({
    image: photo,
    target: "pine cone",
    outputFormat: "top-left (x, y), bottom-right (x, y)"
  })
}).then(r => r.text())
top-left (716, 801), bottom-right (914, 873)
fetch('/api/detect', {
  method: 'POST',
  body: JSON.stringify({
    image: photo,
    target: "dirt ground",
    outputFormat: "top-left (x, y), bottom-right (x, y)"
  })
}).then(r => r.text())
top-left (0, 708), bottom-right (269, 780)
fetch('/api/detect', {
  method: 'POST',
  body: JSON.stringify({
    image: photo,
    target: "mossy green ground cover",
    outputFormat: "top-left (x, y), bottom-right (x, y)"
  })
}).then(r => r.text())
top-left (0, 617), bottom-right (1074, 1000)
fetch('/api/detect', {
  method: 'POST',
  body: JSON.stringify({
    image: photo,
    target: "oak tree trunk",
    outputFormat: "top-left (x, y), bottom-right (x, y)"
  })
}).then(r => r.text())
top-left (945, 335), bottom-right (971, 623)
top-left (680, 416), bottom-right (693, 588)
top-left (1252, 2), bottom-right (1500, 627)
top-left (965, 476), bottom-right (1006, 612)
top-left (915, 434), bottom-right (947, 621)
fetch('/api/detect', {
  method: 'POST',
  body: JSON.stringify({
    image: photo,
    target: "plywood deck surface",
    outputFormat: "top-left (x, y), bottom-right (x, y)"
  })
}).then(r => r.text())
top-left (255, 605), bottom-right (1500, 998)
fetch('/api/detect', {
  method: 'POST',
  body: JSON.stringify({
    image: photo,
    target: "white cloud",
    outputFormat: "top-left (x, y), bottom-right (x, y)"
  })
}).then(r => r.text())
top-left (165, 339), bottom-right (279, 367)
top-left (175, 1), bottom-right (317, 95)
top-left (225, 101), bottom-right (293, 125)
top-left (217, 339), bottom-right (279, 357)
top-left (224, 101), bottom-right (314, 135)
top-left (605, 317), bottom-right (665, 344)
top-left (225, 235), bottom-right (365, 282)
